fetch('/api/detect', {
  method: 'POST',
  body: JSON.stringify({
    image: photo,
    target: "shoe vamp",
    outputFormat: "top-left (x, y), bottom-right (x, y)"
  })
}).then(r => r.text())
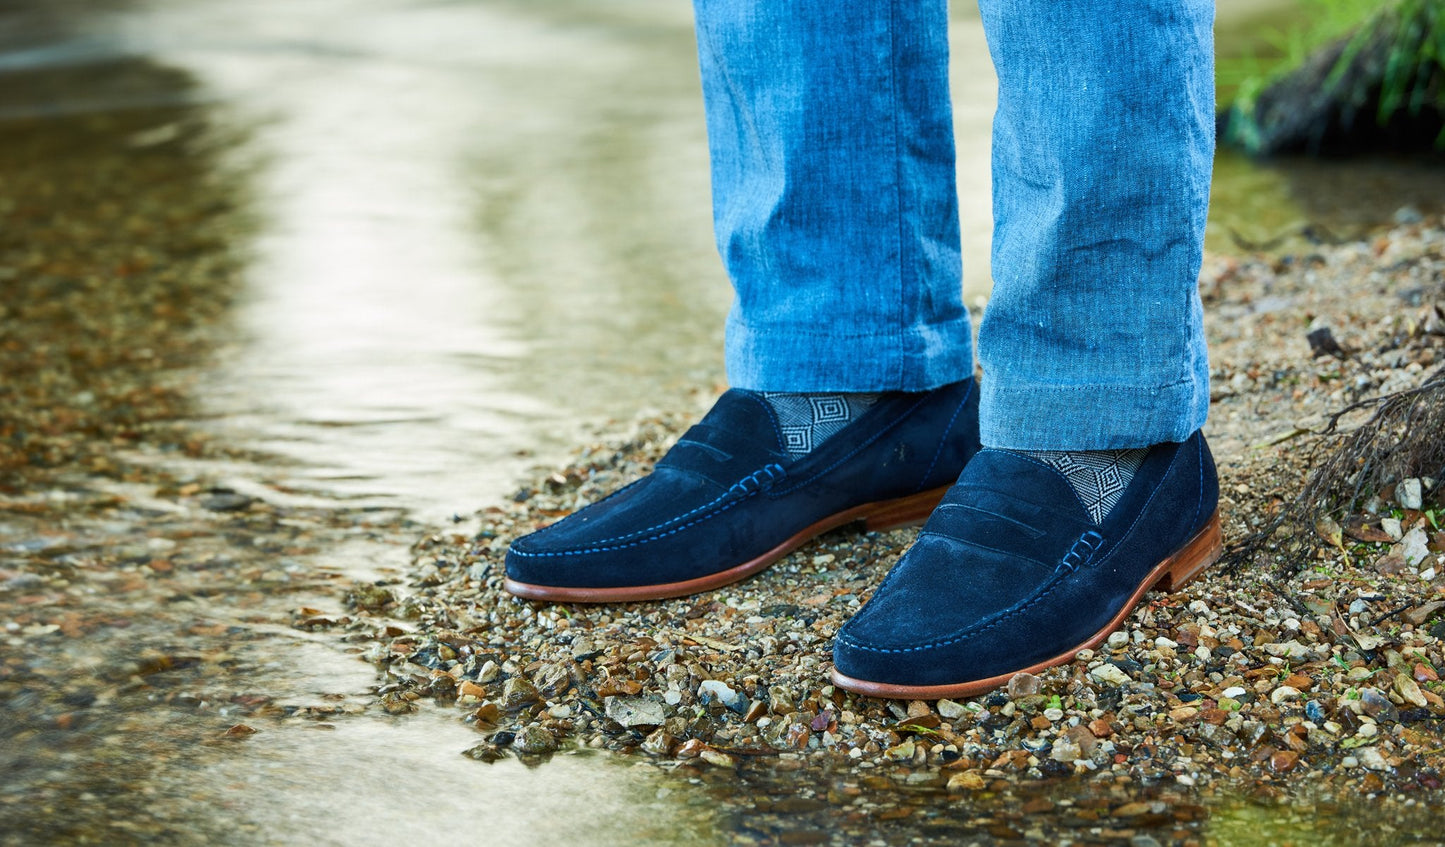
top-left (846, 531), bottom-right (1064, 649)
top-left (524, 467), bottom-right (729, 549)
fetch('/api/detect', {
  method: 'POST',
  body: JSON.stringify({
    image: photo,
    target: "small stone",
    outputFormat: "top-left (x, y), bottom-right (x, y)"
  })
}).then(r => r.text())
top-left (1270, 750), bottom-right (1300, 773)
top-left (1050, 737), bottom-right (1081, 763)
top-left (1088, 718), bottom-right (1114, 738)
top-left (675, 739), bottom-right (707, 758)
top-left (886, 738), bottom-right (916, 762)
top-left (1064, 725), bottom-right (1098, 757)
top-left (1107, 631), bottom-right (1130, 649)
top-left (1398, 478), bottom-right (1425, 510)
top-left (511, 725), bottom-right (557, 754)
top-left (1381, 517), bottom-right (1404, 541)
top-left (947, 771), bottom-right (986, 792)
top-left (698, 679), bottom-right (748, 714)
top-left (501, 677), bottom-right (541, 711)
top-left (937, 699), bottom-right (967, 720)
top-left (1043, 708), bottom-right (1065, 722)
top-left (1198, 723), bottom-right (1238, 749)
top-left (642, 728), bottom-right (674, 756)
top-left (477, 660), bottom-right (500, 683)
top-left (1007, 672), bottom-right (1041, 699)
top-left (458, 680), bottom-right (487, 699)
top-left (604, 695), bottom-right (667, 728)
top-left (1342, 755), bottom-right (1360, 768)
top-left (1263, 641), bottom-right (1311, 659)
top-left (1358, 746), bottom-right (1391, 772)
top-left (699, 749), bottom-right (737, 768)
top-left (1270, 686), bottom-right (1302, 705)
top-left (1305, 700), bottom-right (1326, 723)
top-left (1395, 673), bottom-right (1428, 708)
top-left (1396, 527), bottom-right (1432, 568)
top-left (1090, 664), bottom-right (1132, 686)
top-left (1222, 686), bottom-right (1248, 700)
top-left (1360, 689), bottom-right (1399, 723)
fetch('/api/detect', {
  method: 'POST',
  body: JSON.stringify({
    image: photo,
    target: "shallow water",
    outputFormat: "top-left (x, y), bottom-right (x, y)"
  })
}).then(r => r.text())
top-left (1, 0), bottom-right (1443, 844)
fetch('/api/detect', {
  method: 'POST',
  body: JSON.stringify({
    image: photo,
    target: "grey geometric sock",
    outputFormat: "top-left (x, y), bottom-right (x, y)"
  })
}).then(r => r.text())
top-left (761, 393), bottom-right (879, 457)
top-left (1019, 448), bottom-right (1148, 525)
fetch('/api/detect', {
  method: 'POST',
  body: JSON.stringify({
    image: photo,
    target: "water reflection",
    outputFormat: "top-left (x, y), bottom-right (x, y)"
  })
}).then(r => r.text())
top-left (201, 713), bottom-right (721, 847)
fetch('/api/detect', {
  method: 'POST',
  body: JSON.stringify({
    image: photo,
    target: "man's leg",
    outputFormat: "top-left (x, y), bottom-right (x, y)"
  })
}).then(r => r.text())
top-left (976, 0), bottom-right (1214, 449)
top-left (694, 0), bottom-right (972, 392)
top-left (504, 0), bottom-right (980, 603)
top-left (833, 0), bottom-right (1221, 697)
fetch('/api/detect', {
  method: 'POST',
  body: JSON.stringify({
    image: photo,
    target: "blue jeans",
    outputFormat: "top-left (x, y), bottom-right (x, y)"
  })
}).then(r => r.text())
top-left (693, 0), bottom-right (1214, 450)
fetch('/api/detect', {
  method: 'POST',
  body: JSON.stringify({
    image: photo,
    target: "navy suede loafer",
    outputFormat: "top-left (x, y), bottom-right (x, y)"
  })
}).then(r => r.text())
top-left (831, 432), bottom-right (1221, 699)
top-left (505, 379), bottom-right (981, 603)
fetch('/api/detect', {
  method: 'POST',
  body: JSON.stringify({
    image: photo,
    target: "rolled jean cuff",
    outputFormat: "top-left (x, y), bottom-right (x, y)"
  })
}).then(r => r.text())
top-left (724, 313), bottom-right (975, 393)
top-left (979, 372), bottom-right (1209, 451)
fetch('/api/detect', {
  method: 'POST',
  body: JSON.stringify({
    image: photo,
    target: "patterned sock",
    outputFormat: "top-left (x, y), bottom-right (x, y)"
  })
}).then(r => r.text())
top-left (761, 393), bottom-right (879, 457)
top-left (1019, 448), bottom-right (1148, 525)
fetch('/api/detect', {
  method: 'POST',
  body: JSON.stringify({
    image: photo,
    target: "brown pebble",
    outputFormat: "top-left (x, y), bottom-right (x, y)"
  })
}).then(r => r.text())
top-left (675, 739), bottom-right (707, 759)
top-left (458, 680), bottom-right (487, 699)
top-left (946, 771), bottom-right (986, 792)
top-left (1271, 750), bottom-right (1300, 773)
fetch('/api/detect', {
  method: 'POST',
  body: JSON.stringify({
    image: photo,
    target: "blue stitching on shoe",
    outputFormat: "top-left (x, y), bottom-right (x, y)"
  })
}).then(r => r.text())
top-left (913, 381), bottom-right (971, 495)
top-left (509, 492), bottom-right (752, 558)
top-left (510, 464), bottom-right (786, 557)
top-left (1057, 530), bottom-right (1105, 573)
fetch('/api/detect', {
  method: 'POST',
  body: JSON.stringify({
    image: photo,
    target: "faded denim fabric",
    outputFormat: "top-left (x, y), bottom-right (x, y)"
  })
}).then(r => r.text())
top-left (691, 0), bottom-right (1214, 450)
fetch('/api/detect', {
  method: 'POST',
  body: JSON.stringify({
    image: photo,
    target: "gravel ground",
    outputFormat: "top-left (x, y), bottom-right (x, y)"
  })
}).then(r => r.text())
top-left (345, 215), bottom-right (1445, 824)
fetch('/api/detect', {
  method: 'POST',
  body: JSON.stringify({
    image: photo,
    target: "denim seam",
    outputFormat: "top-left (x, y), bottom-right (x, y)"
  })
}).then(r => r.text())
top-left (913, 381), bottom-right (970, 494)
top-left (886, 0), bottom-right (905, 389)
top-left (988, 374), bottom-right (1198, 396)
top-left (727, 319), bottom-right (966, 342)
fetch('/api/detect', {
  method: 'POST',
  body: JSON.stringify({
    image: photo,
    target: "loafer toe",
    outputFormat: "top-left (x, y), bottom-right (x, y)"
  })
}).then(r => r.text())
top-left (832, 433), bottom-right (1222, 699)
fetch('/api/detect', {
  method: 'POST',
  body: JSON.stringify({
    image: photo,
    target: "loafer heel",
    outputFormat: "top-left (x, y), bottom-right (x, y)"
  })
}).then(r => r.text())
top-left (1154, 509), bottom-right (1222, 593)
top-left (860, 485), bottom-right (951, 531)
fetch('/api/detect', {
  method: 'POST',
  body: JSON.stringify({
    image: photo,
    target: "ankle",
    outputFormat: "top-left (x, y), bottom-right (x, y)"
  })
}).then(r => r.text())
top-left (761, 392), bottom-right (879, 456)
